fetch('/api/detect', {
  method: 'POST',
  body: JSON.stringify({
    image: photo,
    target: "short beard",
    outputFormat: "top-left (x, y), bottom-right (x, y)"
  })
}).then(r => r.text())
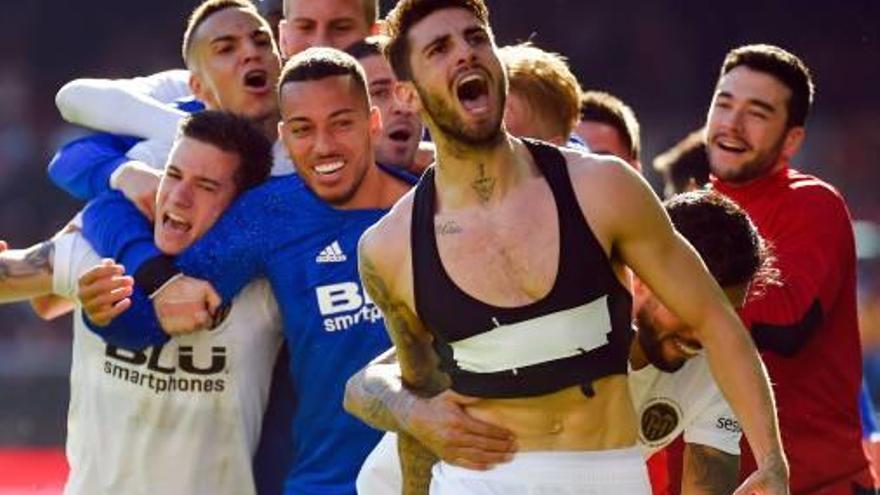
top-left (710, 136), bottom-right (785, 184)
top-left (635, 313), bottom-right (685, 373)
top-left (415, 80), bottom-right (505, 151)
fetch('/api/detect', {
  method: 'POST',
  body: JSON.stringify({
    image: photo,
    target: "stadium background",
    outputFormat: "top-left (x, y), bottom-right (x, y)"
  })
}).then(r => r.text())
top-left (0, 0), bottom-right (877, 491)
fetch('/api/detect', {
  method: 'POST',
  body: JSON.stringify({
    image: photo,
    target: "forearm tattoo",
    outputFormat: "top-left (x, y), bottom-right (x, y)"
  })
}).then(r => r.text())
top-left (399, 431), bottom-right (439, 495)
top-left (684, 443), bottom-right (739, 495)
top-left (347, 366), bottom-right (417, 432)
top-left (0, 241), bottom-right (54, 282)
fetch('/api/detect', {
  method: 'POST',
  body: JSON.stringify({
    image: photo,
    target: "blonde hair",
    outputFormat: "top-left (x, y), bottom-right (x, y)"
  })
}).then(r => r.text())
top-left (499, 42), bottom-right (583, 139)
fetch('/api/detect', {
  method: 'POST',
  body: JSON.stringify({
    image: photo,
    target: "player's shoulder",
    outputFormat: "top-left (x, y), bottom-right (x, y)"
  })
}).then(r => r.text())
top-left (782, 167), bottom-right (851, 219)
top-left (359, 188), bottom-right (415, 270)
top-left (558, 145), bottom-right (644, 193)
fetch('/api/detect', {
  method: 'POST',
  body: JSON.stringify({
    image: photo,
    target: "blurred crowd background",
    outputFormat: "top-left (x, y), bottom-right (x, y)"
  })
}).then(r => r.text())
top-left (0, 0), bottom-right (878, 448)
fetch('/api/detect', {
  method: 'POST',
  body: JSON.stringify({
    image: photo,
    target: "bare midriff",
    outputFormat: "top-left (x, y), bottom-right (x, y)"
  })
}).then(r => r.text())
top-left (463, 374), bottom-right (637, 451)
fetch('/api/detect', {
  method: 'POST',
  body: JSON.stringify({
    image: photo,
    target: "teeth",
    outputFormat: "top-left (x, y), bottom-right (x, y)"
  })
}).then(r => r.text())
top-left (460, 74), bottom-right (484, 85)
top-left (167, 212), bottom-right (187, 223)
top-left (675, 340), bottom-right (702, 356)
top-left (164, 212), bottom-right (191, 232)
top-left (314, 161), bottom-right (344, 175)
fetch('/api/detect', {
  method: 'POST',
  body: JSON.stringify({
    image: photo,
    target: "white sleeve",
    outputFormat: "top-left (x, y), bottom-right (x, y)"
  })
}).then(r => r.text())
top-left (125, 139), bottom-right (174, 170)
top-left (55, 69), bottom-right (191, 141)
top-left (52, 232), bottom-right (104, 300)
top-left (683, 386), bottom-right (742, 455)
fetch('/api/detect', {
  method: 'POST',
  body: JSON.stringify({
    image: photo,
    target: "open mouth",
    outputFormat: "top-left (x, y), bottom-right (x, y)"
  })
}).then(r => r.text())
top-left (455, 72), bottom-right (490, 114)
top-left (714, 136), bottom-right (749, 153)
top-left (162, 212), bottom-right (192, 233)
top-left (243, 69), bottom-right (269, 91)
top-left (388, 128), bottom-right (413, 142)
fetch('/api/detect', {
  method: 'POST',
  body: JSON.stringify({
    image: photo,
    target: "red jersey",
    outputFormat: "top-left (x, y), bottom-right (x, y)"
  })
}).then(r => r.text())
top-left (713, 164), bottom-right (873, 494)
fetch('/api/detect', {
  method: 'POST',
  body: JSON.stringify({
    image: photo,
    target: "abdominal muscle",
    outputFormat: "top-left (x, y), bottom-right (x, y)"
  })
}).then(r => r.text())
top-left (463, 374), bottom-right (637, 451)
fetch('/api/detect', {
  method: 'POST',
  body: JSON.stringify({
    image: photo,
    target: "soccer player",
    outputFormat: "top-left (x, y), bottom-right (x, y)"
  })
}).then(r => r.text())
top-left (75, 48), bottom-right (416, 495)
top-left (348, 189), bottom-right (777, 495)
top-left (497, 42), bottom-right (583, 147)
top-left (355, 0), bottom-right (787, 493)
top-left (575, 90), bottom-right (642, 171)
top-left (704, 44), bottom-right (877, 494)
top-left (0, 111), bottom-right (278, 495)
top-left (345, 35), bottom-right (425, 174)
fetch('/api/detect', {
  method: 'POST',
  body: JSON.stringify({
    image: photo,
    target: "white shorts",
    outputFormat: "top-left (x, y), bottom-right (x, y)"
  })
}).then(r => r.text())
top-left (429, 447), bottom-right (650, 495)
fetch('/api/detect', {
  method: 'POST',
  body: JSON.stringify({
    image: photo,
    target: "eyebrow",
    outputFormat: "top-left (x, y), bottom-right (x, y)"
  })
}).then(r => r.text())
top-left (369, 78), bottom-right (394, 88)
top-left (422, 33), bottom-right (450, 56)
top-left (285, 108), bottom-right (356, 124)
top-left (717, 91), bottom-right (777, 114)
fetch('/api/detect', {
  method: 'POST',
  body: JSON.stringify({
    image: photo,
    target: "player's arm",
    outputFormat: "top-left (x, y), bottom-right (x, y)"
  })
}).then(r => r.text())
top-left (0, 241), bottom-right (55, 303)
top-left (743, 188), bottom-right (852, 356)
top-left (343, 348), bottom-right (516, 465)
top-left (358, 225), bottom-right (445, 495)
top-left (566, 150), bottom-right (787, 494)
top-left (681, 443), bottom-right (740, 495)
top-left (56, 70), bottom-right (190, 141)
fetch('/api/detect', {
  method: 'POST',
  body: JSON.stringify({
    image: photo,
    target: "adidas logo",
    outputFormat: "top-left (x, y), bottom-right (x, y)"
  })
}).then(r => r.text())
top-left (316, 241), bottom-right (347, 263)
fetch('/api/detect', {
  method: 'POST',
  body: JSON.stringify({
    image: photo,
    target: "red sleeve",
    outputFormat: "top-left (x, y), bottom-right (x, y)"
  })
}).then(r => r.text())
top-left (741, 185), bottom-right (854, 356)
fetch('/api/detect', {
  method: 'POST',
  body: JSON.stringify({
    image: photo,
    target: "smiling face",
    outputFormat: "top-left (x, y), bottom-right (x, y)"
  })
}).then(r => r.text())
top-left (404, 8), bottom-right (506, 149)
top-left (188, 7), bottom-right (282, 123)
top-left (633, 277), bottom-right (747, 372)
top-left (359, 53), bottom-right (423, 168)
top-left (155, 137), bottom-right (241, 255)
top-left (706, 66), bottom-right (803, 184)
top-left (278, 74), bottom-right (381, 207)
top-left (279, 0), bottom-right (372, 57)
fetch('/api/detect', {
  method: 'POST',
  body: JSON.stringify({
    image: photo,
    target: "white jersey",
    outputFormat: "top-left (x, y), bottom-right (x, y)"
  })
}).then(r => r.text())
top-left (629, 355), bottom-right (741, 456)
top-left (356, 356), bottom-right (741, 494)
top-left (53, 232), bottom-right (282, 495)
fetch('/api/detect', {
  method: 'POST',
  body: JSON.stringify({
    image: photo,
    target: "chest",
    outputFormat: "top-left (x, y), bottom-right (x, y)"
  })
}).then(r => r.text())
top-left (434, 188), bottom-right (560, 307)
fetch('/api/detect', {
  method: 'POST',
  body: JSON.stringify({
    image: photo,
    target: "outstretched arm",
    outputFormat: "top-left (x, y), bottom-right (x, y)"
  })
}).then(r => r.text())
top-left (56, 70), bottom-right (191, 140)
top-left (0, 241), bottom-right (55, 303)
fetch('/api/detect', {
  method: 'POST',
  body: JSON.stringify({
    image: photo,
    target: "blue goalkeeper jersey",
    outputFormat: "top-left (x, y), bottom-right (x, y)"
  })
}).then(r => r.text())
top-left (82, 170), bottom-right (415, 495)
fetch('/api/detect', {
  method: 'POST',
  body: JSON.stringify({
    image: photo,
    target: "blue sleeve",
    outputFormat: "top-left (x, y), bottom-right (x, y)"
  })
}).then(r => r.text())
top-left (173, 179), bottom-right (284, 301)
top-left (83, 287), bottom-right (169, 351)
top-left (47, 133), bottom-right (141, 200)
top-left (78, 178), bottom-right (286, 349)
top-left (81, 191), bottom-right (163, 273)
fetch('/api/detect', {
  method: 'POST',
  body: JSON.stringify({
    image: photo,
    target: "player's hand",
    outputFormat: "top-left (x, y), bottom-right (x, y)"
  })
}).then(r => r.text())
top-left (112, 160), bottom-right (162, 222)
top-left (733, 451), bottom-right (789, 495)
top-left (78, 259), bottom-right (134, 326)
top-left (152, 275), bottom-right (221, 335)
top-left (0, 240), bottom-right (7, 252)
top-left (402, 389), bottom-right (516, 470)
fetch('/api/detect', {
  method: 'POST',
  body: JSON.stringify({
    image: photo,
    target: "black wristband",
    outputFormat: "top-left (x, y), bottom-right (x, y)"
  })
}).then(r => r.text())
top-left (134, 255), bottom-right (181, 296)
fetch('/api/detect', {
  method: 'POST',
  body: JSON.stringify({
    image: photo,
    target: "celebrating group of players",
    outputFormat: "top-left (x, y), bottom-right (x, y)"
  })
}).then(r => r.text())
top-left (0, 0), bottom-right (872, 494)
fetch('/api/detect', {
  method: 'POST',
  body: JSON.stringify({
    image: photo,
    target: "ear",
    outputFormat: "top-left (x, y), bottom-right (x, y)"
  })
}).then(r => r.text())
top-left (394, 81), bottom-right (421, 114)
top-left (278, 19), bottom-right (292, 59)
top-left (369, 106), bottom-right (383, 139)
top-left (780, 126), bottom-right (806, 161)
top-left (188, 71), bottom-right (210, 108)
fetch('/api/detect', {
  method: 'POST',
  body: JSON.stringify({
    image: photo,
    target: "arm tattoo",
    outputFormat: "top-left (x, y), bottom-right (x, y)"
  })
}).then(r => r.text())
top-left (345, 361), bottom-right (418, 432)
top-left (0, 242), bottom-right (54, 282)
top-left (400, 431), bottom-right (439, 495)
top-left (359, 245), bottom-right (448, 494)
top-left (683, 443), bottom-right (739, 495)
top-left (471, 163), bottom-right (496, 204)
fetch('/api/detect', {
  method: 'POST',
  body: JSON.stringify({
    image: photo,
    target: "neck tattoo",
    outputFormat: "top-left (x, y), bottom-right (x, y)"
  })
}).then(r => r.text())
top-left (471, 163), bottom-right (496, 203)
